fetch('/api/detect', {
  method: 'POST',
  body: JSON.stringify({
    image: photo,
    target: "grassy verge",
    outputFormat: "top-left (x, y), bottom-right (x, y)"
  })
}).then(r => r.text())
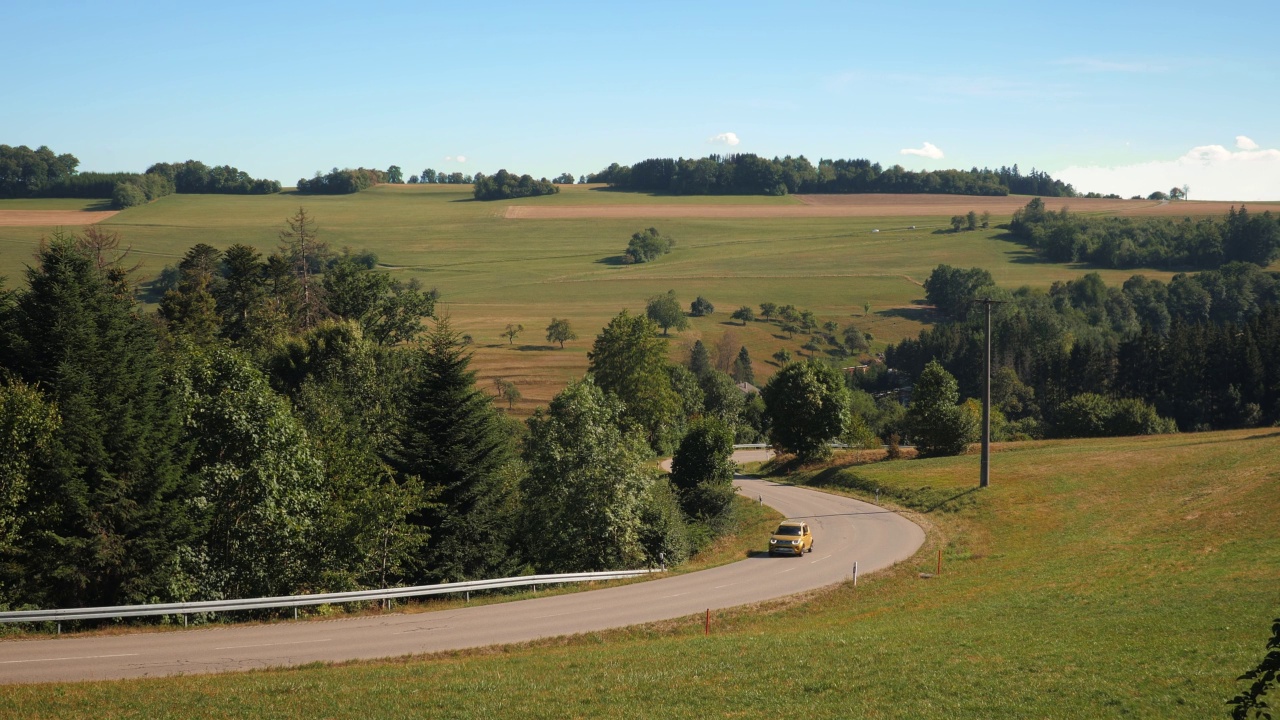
top-left (5, 428), bottom-right (1276, 718)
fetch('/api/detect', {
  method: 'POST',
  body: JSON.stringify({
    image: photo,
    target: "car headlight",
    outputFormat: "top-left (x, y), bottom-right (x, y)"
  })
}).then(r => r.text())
top-left (769, 538), bottom-right (777, 544)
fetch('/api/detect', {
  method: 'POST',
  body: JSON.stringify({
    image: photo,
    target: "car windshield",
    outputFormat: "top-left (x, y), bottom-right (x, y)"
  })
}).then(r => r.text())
top-left (775, 525), bottom-right (803, 536)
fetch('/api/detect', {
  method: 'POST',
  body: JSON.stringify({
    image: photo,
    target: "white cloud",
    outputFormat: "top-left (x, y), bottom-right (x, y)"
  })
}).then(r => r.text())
top-left (1237, 135), bottom-right (1259, 151)
top-left (444, 155), bottom-right (467, 163)
top-left (900, 142), bottom-right (944, 160)
top-left (1056, 143), bottom-right (1280, 201)
top-left (708, 132), bottom-right (740, 147)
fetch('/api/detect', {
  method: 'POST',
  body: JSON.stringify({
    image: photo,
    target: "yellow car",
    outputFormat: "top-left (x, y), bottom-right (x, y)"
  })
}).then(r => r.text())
top-left (768, 520), bottom-right (813, 556)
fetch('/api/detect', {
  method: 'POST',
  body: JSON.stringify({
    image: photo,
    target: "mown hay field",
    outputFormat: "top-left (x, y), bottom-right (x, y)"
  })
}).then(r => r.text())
top-left (0, 184), bottom-right (1263, 412)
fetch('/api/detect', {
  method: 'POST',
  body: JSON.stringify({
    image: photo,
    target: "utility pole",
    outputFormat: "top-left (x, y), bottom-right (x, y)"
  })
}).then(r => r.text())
top-left (973, 298), bottom-right (1006, 488)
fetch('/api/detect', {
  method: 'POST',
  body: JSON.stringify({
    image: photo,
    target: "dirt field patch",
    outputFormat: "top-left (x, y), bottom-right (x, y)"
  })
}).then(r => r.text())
top-left (0, 210), bottom-right (119, 227)
top-left (505, 194), bottom-right (1278, 220)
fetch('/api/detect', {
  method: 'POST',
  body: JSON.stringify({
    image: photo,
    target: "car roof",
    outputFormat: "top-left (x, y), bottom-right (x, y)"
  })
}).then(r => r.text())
top-left (777, 520), bottom-right (805, 527)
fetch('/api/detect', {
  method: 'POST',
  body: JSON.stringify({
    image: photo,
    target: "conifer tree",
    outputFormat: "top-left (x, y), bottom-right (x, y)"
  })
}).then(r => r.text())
top-left (3, 235), bottom-right (196, 607)
top-left (688, 339), bottom-right (711, 377)
top-left (394, 316), bottom-right (519, 582)
top-left (732, 346), bottom-right (755, 385)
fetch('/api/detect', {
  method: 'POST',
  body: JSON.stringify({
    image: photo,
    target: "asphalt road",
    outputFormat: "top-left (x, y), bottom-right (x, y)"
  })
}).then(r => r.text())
top-left (0, 450), bottom-right (924, 684)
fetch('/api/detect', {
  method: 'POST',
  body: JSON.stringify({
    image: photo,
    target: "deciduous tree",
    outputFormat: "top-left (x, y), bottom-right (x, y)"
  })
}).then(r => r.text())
top-left (762, 360), bottom-right (850, 461)
top-left (646, 290), bottom-right (689, 335)
top-left (905, 360), bottom-right (977, 457)
top-left (670, 418), bottom-right (737, 519)
top-left (521, 379), bottom-right (656, 571)
top-left (545, 317), bottom-right (577, 348)
top-left (588, 311), bottom-right (682, 454)
top-left (502, 323), bottom-right (524, 345)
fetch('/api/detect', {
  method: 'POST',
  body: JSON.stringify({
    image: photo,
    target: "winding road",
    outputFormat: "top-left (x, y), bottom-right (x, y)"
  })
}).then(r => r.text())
top-left (0, 450), bottom-right (924, 684)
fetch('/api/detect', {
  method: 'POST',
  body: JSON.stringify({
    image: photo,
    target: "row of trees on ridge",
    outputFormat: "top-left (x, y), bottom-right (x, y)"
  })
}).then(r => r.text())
top-left (587, 155), bottom-right (1076, 197)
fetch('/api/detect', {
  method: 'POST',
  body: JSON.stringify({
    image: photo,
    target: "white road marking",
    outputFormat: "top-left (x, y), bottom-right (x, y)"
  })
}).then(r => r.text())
top-left (214, 639), bottom-right (331, 650)
top-left (779, 567), bottom-right (798, 574)
top-left (713, 583), bottom-right (738, 589)
top-left (533, 611), bottom-right (575, 619)
top-left (662, 592), bottom-right (689, 598)
top-left (0, 653), bottom-right (139, 665)
top-left (810, 554), bottom-right (832, 563)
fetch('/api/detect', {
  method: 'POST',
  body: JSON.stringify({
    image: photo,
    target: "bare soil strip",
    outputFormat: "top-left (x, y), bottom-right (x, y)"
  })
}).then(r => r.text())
top-left (0, 211), bottom-right (119, 227)
top-left (506, 194), bottom-right (1278, 220)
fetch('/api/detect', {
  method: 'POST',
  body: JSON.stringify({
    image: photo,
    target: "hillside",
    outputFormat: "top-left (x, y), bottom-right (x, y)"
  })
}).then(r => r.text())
top-left (5, 428), bottom-right (1276, 718)
top-left (5, 185), bottom-right (1259, 414)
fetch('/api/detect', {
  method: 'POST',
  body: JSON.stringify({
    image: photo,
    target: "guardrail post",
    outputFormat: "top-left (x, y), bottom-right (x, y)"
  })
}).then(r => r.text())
top-left (183, 614), bottom-right (187, 628)
top-left (853, 561), bottom-right (858, 586)
top-left (56, 622), bottom-right (60, 636)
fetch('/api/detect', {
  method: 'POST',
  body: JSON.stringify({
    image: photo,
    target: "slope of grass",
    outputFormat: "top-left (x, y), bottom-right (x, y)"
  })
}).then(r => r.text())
top-left (5, 429), bottom-right (1275, 718)
top-left (0, 185), bottom-right (1200, 413)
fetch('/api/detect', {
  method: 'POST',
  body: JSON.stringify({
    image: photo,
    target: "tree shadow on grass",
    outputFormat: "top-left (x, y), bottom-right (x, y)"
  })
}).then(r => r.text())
top-left (878, 306), bottom-right (935, 323)
top-left (136, 278), bottom-right (167, 304)
top-left (512, 344), bottom-right (557, 352)
top-left (595, 255), bottom-right (631, 266)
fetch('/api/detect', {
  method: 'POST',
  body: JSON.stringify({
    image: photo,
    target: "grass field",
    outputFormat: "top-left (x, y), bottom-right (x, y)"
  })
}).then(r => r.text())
top-left (0, 185), bottom-right (1269, 412)
top-left (5, 428), bottom-right (1275, 718)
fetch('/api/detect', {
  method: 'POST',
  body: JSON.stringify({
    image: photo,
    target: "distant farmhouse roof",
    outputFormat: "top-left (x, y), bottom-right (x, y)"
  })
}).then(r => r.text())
top-left (736, 381), bottom-right (760, 395)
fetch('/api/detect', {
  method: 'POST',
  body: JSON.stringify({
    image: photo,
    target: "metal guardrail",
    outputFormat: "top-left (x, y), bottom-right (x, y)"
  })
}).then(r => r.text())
top-left (0, 569), bottom-right (663, 624)
top-left (731, 442), bottom-right (910, 451)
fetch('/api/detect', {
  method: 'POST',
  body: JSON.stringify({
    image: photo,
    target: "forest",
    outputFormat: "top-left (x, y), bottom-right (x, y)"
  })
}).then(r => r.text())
top-left (587, 154), bottom-right (1076, 197)
top-left (881, 263), bottom-right (1280, 438)
top-left (1007, 197), bottom-right (1280, 269)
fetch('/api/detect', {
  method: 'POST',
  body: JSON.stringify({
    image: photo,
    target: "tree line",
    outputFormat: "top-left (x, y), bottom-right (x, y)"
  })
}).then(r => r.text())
top-left (296, 167), bottom-right (386, 195)
top-left (1007, 197), bottom-right (1280, 269)
top-left (472, 170), bottom-right (559, 201)
top-left (0, 146), bottom-right (281, 208)
top-left (587, 155), bottom-right (1076, 197)
top-left (411, 169), bottom-right (474, 185)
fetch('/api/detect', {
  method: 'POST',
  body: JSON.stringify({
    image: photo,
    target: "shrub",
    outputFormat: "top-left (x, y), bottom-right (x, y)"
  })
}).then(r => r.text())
top-left (111, 181), bottom-right (147, 209)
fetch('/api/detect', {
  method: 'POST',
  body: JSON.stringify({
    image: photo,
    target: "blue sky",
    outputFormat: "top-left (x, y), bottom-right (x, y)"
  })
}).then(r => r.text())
top-left (6, 1), bottom-right (1278, 199)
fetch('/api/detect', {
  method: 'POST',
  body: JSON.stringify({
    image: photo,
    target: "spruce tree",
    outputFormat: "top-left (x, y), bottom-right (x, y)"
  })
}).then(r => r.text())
top-left (689, 339), bottom-right (711, 377)
top-left (394, 316), bottom-right (518, 583)
top-left (4, 236), bottom-right (195, 608)
top-left (732, 346), bottom-right (755, 385)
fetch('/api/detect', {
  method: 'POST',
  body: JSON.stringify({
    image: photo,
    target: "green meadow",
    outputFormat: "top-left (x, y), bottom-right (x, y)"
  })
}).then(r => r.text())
top-left (0, 184), bottom-right (1189, 411)
top-left (5, 428), bottom-right (1275, 718)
